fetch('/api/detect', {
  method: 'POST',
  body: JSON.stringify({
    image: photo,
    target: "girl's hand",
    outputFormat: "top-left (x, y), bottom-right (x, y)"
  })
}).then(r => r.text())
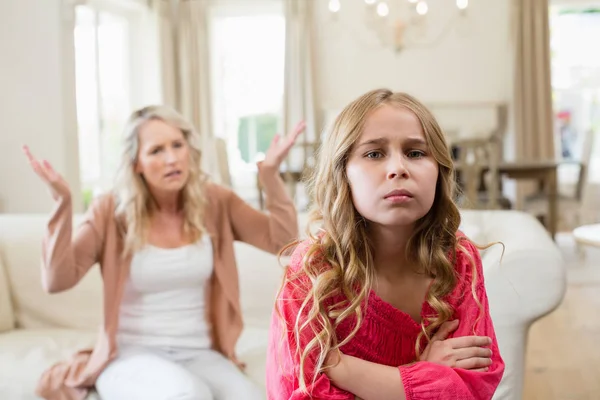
top-left (420, 319), bottom-right (493, 371)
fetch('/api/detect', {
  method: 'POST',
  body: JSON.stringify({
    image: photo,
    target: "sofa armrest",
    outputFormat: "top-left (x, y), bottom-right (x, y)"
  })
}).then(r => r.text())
top-left (0, 252), bottom-right (15, 332)
top-left (482, 211), bottom-right (567, 324)
top-left (462, 210), bottom-right (566, 325)
top-left (461, 210), bottom-right (566, 400)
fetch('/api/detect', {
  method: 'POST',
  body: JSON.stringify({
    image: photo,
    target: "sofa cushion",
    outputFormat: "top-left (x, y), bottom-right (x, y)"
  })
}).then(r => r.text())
top-left (236, 326), bottom-right (269, 391)
top-left (0, 327), bottom-right (267, 400)
top-left (0, 329), bottom-right (98, 400)
top-left (0, 252), bottom-right (15, 332)
top-left (0, 215), bottom-right (103, 330)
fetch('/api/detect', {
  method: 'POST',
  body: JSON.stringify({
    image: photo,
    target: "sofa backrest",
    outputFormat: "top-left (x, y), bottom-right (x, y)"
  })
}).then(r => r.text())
top-left (0, 214), bottom-right (103, 330)
top-left (0, 213), bottom-right (289, 332)
top-left (0, 210), bottom-right (554, 333)
top-left (0, 253), bottom-right (15, 332)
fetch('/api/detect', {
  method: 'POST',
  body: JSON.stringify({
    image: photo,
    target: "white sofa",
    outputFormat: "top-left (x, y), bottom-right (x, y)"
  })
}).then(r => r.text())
top-left (0, 210), bottom-right (565, 400)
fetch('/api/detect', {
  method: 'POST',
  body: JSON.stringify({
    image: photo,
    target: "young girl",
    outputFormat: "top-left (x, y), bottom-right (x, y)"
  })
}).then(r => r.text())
top-left (266, 89), bottom-right (505, 400)
top-left (24, 105), bottom-right (304, 400)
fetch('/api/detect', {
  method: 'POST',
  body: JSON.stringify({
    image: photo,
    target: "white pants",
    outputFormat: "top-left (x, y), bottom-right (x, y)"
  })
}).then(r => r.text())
top-left (95, 346), bottom-right (264, 400)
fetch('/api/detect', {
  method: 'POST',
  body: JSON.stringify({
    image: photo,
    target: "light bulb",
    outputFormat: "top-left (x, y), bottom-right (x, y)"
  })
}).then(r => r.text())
top-left (365, 0), bottom-right (376, 5)
top-left (416, 1), bottom-right (428, 15)
top-left (377, 1), bottom-right (390, 17)
top-left (457, 0), bottom-right (468, 10)
top-left (329, 0), bottom-right (341, 13)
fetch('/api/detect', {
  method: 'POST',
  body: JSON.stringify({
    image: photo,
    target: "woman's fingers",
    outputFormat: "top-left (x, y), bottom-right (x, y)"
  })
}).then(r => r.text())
top-left (42, 160), bottom-right (59, 182)
top-left (22, 146), bottom-right (70, 200)
top-left (23, 145), bottom-right (34, 162)
top-left (23, 146), bottom-right (50, 181)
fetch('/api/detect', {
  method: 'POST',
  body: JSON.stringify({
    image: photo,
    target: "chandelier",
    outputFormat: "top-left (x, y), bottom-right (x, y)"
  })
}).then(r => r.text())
top-left (327, 0), bottom-right (470, 52)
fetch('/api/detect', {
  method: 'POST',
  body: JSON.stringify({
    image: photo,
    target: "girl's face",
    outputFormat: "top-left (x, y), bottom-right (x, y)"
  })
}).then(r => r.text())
top-left (346, 105), bottom-right (439, 228)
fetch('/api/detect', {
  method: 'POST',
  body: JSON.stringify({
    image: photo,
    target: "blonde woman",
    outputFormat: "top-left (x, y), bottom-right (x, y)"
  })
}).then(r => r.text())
top-left (266, 89), bottom-right (505, 399)
top-left (24, 105), bottom-right (304, 400)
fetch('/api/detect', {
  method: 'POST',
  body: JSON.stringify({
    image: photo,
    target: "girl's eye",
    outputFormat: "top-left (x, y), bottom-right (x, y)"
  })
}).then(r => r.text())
top-left (150, 147), bottom-right (162, 155)
top-left (365, 151), bottom-right (383, 159)
top-left (407, 150), bottom-right (425, 159)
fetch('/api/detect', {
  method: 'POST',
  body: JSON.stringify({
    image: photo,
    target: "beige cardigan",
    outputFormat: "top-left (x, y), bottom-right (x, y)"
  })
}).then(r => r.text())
top-left (35, 171), bottom-right (298, 400)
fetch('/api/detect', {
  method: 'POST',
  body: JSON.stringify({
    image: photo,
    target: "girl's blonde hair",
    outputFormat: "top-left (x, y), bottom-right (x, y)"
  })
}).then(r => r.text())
top-left (113, 105), bottom-right (208, 255)
top-left (279, 89), bottom-right (485, 391)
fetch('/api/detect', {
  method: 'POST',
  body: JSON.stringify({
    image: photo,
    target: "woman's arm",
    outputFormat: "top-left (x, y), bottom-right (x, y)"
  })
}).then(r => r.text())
top-left (228, 122), bottom-right (304, 254)
top-left (41, 193), bottom-right (106, 293)
top-left (228, 164), bottom-right (298, 254)
top-left (23, 146), bottom-right (104, 293)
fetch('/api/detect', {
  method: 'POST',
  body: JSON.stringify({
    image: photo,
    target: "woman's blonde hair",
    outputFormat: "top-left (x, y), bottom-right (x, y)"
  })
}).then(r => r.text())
top-left (280, 89), bottom-right (485, 391)
top-left (113, 105), bottom-right (208, 255)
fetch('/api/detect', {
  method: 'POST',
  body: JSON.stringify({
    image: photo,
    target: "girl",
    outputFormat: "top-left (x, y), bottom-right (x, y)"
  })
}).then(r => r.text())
top-left (266, 89), bottom-right (505, 400)
top-left (24, 105), bottom-right (304, 400)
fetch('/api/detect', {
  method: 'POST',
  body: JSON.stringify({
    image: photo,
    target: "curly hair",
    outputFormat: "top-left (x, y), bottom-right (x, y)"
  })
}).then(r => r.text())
top-left (278, 89), bottom-right (488, 391)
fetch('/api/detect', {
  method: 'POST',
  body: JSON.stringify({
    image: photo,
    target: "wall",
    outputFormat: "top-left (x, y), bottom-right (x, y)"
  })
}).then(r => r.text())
top-left (312, 0), bottom-right (513, 111)
top-left (0, 0), bottom-right (516, 212)
top-left (2, 0), bottom-right (592, 213)
top-left (0, 0), bottom-right (81, 213)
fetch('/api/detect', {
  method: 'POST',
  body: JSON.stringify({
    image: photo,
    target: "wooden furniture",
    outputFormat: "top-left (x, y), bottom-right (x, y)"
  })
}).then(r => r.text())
top-left (455, 160), bottom-right (560, 238)
top-left (257, 170), bottom-right (305, 210)
top-left (524, 129), bottom-right (596, 231)
top-left (452, 137), bottom-right (502, 210)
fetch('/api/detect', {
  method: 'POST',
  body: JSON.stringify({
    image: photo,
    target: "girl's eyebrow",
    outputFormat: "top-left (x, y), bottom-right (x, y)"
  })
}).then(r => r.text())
top-left (356, 137), bottom-right (427, 149)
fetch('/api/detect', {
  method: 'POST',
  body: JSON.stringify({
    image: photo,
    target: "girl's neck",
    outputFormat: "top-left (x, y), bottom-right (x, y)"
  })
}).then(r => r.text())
top-left (369, 222), bottom-right (415, 277)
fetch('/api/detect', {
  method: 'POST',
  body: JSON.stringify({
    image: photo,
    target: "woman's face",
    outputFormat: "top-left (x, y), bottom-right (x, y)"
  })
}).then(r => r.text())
top-left (135, 119), bottom-right (191, 195)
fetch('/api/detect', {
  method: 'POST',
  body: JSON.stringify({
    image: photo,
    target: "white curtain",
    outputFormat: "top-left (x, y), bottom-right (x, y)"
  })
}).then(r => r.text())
top-left (513, 0), bottom-right (555, 162)
top-left (512, 0), bottom-right (555, 205)
top-left (157, 0), bottom-right (222, 182)
top-left (282, 0), bottom-right (318, 173)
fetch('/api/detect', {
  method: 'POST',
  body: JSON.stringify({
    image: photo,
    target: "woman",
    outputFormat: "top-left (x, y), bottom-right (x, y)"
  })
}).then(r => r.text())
top-left (24, 105), bottom-right (304, 400)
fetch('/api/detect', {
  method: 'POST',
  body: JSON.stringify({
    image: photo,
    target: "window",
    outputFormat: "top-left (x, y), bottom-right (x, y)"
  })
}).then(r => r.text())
top-left (208, 1), bottom-right (286, 197)
top-left (550, 6), bottom-right (600, 183)
top-left (73, 1), bottom-right (159, 205)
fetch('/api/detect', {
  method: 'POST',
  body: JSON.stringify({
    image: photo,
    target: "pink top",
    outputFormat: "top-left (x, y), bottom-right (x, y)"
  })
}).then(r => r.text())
top-left (266, 236), bottom-right (505, 400)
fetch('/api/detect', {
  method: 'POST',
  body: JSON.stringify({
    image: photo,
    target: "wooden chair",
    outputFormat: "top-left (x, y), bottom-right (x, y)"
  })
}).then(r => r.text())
top-left (523, 128), bottom-right (596, 230)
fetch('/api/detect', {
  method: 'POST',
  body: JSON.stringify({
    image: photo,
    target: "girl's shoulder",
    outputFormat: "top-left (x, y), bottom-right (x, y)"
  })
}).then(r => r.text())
top-left (288, 237), bottom-right (325, 273)
top-left (452, 231), bottom-right (485, 288)
top-left (455, 231), bottom-right (480, 257)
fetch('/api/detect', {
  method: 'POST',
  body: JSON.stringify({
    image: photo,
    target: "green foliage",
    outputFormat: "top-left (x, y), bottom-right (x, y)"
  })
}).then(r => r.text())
top-left (237, 113), bottom-right (278, 163)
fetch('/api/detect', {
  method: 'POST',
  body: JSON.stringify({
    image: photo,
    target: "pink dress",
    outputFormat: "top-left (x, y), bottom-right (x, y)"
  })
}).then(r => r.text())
top-left (266, 236), bottom-right (505, 400)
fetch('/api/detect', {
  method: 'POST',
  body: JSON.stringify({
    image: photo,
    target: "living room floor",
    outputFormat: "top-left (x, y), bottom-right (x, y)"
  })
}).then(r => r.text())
top-left (523, 233), bottom-right (600, 400)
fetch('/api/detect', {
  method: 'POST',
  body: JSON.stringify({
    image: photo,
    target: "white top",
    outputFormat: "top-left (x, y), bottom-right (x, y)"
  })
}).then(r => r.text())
top-left (117, 235), bottom-right (214, 349)
top-left (573, 223), bottom-right (600, 248)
